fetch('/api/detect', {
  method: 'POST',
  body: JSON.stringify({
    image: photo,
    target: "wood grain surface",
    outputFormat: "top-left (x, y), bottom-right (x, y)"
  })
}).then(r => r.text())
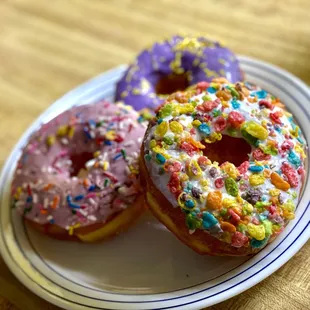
top-left (0, 0), bottom-right (309, 309)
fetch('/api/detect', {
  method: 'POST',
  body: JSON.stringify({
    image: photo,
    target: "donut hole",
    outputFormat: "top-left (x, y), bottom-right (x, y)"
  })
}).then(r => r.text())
top-left (203, 135), bottom-right (251, 166)
top-left (69, 152), bottom-right (94, 177)
top-left (155, 73), bottom-right (189, 95)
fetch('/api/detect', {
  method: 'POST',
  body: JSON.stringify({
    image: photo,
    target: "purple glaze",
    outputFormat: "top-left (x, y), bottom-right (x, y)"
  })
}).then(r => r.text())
top-left (115, 35), bottom-right (243, 111)
top-left (11, 102), bottom-right (146, 230)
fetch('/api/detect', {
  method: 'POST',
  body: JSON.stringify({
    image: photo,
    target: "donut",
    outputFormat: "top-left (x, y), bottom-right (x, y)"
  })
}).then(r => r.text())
top-left (141, 79), bottom-right (307, 256)
top-left (11, 101), bottom-right (146, 242)
top-left (115, 35), bottom-right (243, 111)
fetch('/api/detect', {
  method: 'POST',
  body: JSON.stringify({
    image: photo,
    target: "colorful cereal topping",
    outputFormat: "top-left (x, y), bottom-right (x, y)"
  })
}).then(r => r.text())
top-left (144, 79), bottom-right (307, 249)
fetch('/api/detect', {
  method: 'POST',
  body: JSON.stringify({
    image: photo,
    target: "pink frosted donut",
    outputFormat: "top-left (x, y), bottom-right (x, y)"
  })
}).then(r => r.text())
top-left (11, 101), bottom-right (146, 242)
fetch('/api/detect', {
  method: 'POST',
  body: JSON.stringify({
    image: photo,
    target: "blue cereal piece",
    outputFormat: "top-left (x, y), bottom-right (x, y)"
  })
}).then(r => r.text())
top-left (207, 87), bottom-right (217, 94)
top-left (232, 99), bottom-right (240, 109)
top-left (198, 123), bottom-right (211, 136)
top-left (185, 199), bottom-right (195, 209)
top-left (156, 153), bottom-right (166, 164)
top-left (288, 150), bottom-right (301, 167)
top-left (202, 211), bottom-right (218, 229)
top-left (249, 165), bottom-right (264, 172)
top-left (251, 90), bottom-right (267, 99)
top-left (250, 237), bottom-right (268, 248)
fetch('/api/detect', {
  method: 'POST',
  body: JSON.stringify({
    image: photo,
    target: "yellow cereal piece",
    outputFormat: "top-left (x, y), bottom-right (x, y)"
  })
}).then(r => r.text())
top-left (222, 101), bottom-right (230, 108)
top-left (169, 121), bottom-right (183, 133)
top-left (222, 162), bottom-right (240, 179)
top-left (155, 121), bottom-right (169, 137)
top-left (192, 120), bottom-right (201, 127)
top-left (282, 210), bottom-right (295, 220)
top-left (247, 223), bottom-right (266, 240)
top-left (222, 198), bottom-right (237, 208)
top-left (57, 125), bottom-right (69, 137)
top-left (206, 191), bottom-right (222, 210)
top-left (152, 146), bottom-right (171, 159)
top-left (204, 132), bottom-right (222, 143)
top-left (176, 104), bottom-right (194, 114)
top-left (46, 135), bottom-right (56, 147)
top-left (187, 160), bottom-right (202, 179)
top-left (244, 121), bottom-right (268, 140)
top-left (243, 203), bottom-right (254, 214)
top-left (295, 144), bottom-right (306, 159)
top-left (179, 173), bottom-right (189, 182)
top-left (149, 139), bottom-right (157, 149)
top-left (290, 126), bottom-right (299, 138)
top-left (269, 188), bottom-right (280, 196)
top-left (199, 179), bottom-right (209, 187)
top-left (249, 174), bottom-right (265, 186)
top-left (281, 200), bottom-right (295, 212)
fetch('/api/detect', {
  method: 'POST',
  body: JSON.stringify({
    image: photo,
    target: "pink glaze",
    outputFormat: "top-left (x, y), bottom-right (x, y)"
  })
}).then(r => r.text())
top-left (11, 101), bottom-right (146, 230)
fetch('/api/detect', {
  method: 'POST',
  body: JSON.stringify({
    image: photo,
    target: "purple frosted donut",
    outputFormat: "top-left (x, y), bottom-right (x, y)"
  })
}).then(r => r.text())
top-left (115, 35), bottom-right (243, 111)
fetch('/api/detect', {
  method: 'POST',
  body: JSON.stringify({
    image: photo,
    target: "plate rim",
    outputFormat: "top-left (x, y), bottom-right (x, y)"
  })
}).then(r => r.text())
top-left (0, 56), bottom-right (309, 310)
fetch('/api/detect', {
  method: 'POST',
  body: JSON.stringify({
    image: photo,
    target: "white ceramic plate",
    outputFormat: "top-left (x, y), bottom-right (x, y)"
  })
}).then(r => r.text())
top-left (0, 56), bottom-right (309, 310)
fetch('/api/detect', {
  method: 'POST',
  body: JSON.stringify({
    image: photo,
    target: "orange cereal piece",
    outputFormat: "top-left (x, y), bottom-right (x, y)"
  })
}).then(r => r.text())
top-left (270, 172), bottom-right (290, 192)
top-left (206, 191), bottom-right (222, 210)
top-left (221, 221), bottom-right (237, 233)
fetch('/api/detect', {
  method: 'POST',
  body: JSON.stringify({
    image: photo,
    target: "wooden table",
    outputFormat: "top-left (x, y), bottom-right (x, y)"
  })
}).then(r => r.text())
top-left (0, 0), bottom-right (309, 309)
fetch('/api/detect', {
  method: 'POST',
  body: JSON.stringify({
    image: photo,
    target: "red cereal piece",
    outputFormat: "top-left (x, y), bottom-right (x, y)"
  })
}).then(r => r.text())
top-left (167, 172), bottom-right (181, 198)
top-left (270, 111), bottom-right (282, 124)
top-left (180, 141), bottom-right (197, 156)
top-left (190, 128), bottom-right (196, 135)
top-left (237, 161), bottom-right (250, 174)
top-left (196, 81), bottom-right (210, 93)
top-left (269, 205), bottom-right (277, 214)
top-left (228, 208), bottom-right (241, 222)
top-left (231, 231), bottom-right (249, 248)
top-left (281, 140), bottom-right (294, 152)
top-left (214, 116), bottom-right (227, 132)
top-left (197, 99), bottom-right (220, 112)
top-left (227, 111), bottom-right (245, 128)
top-left (215, 177), bottom-right (224, 188)
top-left (252, 148), bottom-right (271, 161)
top-left (197, 156), bottom-right (209, 170)
top-left (259, 99), bottom-right (274, 110)
top-left (165, 161), bottom-right (182, 173)
top-left (281, 162), bottom-right (299, 188)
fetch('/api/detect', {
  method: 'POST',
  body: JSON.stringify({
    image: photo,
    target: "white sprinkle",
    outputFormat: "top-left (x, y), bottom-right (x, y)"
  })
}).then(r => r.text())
top-left (88, 198), bottom-right (96, 205)
top-left (78, 209), bottom-right (88, 217)
top-left (16, 169), bottom-right (22, 175)
top-left (22, 183), bottom-right (27, 189)
top-left (189, 229), bottom-right (195, 235)
top-left (138, 137), bottom-right (142, 143)
top-left (87, 215), bottom-right (97, 221)
top-left (41, 166), bottom-right (47, 173)
top-left (132, 152), bottom-right (138, 158)
top-left (125, 166), bottom-right (131, 175)
top-left (124, 140), bottom-right (134, 147)
top-left (15, 201), bottom-right (25, 207)
top-left (47, 215), bottom-right (53, 221)
top-left (102, 152), bottom-right (108, 161)
top-left (43, 198), bottom-right (49, 209)
top-left (61, 138), bottom-right (69, 145)
top-left (33, 194), bottom-right (38, 204)
top-left (47, 166), bottom-right (53, 174)
top-left (85, 158), bottom-right (96, 170)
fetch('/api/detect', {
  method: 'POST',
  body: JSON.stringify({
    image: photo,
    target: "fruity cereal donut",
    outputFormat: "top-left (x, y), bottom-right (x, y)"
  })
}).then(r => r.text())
top-left (116, 35), bottom-right (243, 111)
top-left (141, 79), bottom-right (307, 256)
top-left (12, 101), bottom-right (146, 242)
